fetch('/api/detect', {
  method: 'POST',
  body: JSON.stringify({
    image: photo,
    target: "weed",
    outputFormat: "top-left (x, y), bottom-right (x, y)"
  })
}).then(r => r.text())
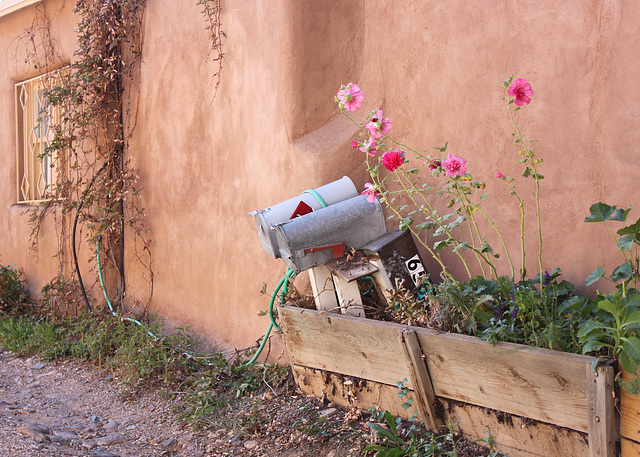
top-left (0, 262), bottom-right (30, 312)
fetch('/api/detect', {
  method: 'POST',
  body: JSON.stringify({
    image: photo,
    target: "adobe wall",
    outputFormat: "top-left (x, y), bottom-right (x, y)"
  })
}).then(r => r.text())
top-left (2, 1), bottom-right (639, 355)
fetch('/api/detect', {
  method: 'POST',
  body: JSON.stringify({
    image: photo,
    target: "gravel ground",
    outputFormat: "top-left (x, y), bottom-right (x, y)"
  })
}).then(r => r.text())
top-left (0, 351), bottom-right (370, 456)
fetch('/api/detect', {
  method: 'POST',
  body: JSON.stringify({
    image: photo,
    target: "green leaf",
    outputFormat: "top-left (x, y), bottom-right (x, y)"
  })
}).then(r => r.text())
top-left (452, 242), bottom-right (470, 253)
top-left (415, 221), bottom-right (436, 231)
top-left (433, 240), bottom-right (448, 252)
top-left (480, 241), bottom-right (493, 254)
top-left (618, 217), bottom-right (640, 238)
top-left (617, 235), bottom-right (635, 252)
top-left (620, 337), bottom-right (640, 374)
top-left (522, 167), bottom-right (531, 177)
top-left (585, 267), bottom-right (604, 286)
top-left (611, 262), bottom-right (633, 282)
top-left (577, 320), bottom-right (606, 338)
top-left (480, 193), bottom-right (488, 200)
top-left (597, 298), bottom-right (619, 317)
top-left (585, 203), bottom-right (617, 223)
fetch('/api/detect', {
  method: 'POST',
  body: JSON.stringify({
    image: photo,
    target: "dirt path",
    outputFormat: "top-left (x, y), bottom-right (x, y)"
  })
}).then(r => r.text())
top-left (0, 351), bottom-right (368, 456)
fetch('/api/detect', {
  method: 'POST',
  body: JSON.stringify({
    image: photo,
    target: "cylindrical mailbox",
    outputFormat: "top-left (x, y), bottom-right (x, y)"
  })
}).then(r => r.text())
top-left (251, 176), bottom-right (357, 258)
top-left (274, 195), bottom-right (387, 272)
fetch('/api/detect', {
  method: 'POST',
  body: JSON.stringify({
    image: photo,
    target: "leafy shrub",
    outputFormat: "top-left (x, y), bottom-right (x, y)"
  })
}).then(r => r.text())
top-left (0, 262), bottom-right (29, 312)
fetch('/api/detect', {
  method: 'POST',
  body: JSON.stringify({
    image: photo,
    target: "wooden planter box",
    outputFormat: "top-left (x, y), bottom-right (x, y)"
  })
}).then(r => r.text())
top-left (620, 369), bottom-right (640, 455)
top-left (279, 305), bottom-right (617, 457)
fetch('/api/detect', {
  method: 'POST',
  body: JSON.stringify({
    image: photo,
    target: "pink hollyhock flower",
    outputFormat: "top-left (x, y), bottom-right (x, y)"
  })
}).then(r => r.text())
top-left (361, 182), bottom-right (381, 203)
top-left (508, 78), bottom-right (533, 106)
top-left (496, 171), bottom-right (503, 178)
top-left (336, 83), bottom-right (364, 111)
top-left (441, 154), bottom-right (467, 177)
top-left (428, 159), bottom-right (441, 170)
top-left (359, 137), bottom-right (378, 157)
top-left (351, 141), bottom-right (359, 149)
top-left (381, 149), bottom-right (405, 172)
top-left (365, 110), bottom-right (392, 139)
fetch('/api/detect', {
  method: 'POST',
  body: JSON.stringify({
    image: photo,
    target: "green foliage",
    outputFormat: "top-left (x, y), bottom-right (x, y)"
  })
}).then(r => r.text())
top-left (581, 203), bottom-right (640, 381)
top-left (0, 263), bottom-right (29, 312)
top-left (578, 291), bottom-right (640, 374)
top-left (423, 270), bottom-right (592, 354)
top-left (0, 310), bottom-right (292, 430)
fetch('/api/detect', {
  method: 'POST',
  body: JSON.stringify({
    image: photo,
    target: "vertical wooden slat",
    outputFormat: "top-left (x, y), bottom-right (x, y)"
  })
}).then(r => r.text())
top-left (307, 265), bottom-right (338, 311)
top-left (398, 329), bottom-right (442, 431)
top-left (587, 364), bottom-right (617, 457)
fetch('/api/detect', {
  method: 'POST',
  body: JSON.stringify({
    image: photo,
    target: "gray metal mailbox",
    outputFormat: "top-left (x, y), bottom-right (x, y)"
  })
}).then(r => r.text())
top-left (250, 176), bottom-right (357, 259)
top-left (273, 195), bottom-right (386, 272)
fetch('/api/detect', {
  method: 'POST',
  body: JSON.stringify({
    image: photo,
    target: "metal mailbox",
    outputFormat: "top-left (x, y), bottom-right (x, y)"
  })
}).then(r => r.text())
top-left (273, 195), bottom-right (386, 272)
top-left (250, 176), bottom-right (357, 259)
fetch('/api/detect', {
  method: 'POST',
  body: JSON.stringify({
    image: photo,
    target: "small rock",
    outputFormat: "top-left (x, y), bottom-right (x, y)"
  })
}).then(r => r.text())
top-left (90, 452), bottom-right (120, 457)
top-left (161, 438), bottom-right (176, 448)
top-left (96, 433), bottom-right (128, 446)
top-left (30, 362), bottom-right (47, 370)
top-left (24, 423), bottom-right (50, 434)
top-left (318, 407), bottom-right (338, 418)
top-left (17, 425), bottom-right (50, 443)
top-left (50, 436), bottom-right (72, 446)
top-left (103, 420), bottom-right (119, 431)
top-left (244, 440), bottom-right (259, 450)
top-left (327, 451), bottom-right (337, 457)
top-left (53, 429), bottom-right (77, 439)
top-left (91, 415), bottom-right (103, 423)
top-left (82, 440), bottom-right (97, 450)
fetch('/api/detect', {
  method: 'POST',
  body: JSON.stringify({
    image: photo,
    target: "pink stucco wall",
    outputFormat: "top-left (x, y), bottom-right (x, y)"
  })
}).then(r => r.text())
top-left (2, 1), bottom-right (640, 355)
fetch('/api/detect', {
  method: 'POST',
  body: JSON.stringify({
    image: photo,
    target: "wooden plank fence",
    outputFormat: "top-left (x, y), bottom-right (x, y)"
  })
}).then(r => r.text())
top-left (280, 305), bottom-right (617, 457)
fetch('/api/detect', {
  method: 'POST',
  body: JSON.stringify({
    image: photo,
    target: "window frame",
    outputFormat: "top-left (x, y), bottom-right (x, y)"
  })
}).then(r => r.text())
top-left (15, 67), bottom-right (69, 204)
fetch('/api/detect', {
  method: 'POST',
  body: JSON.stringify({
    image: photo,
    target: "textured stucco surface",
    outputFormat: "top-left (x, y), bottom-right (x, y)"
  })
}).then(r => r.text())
top-left (1, 1), bottom-right (640, 355)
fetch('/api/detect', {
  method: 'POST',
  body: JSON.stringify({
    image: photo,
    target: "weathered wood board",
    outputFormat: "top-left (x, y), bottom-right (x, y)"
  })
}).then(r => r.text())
top-left (280, 306), bottom-right (598, 431)
top-left (280, 305), bottom-right (616, 457)
top-left (280, 306), bottom-right (413, 389)
top-left (413, 326), bottom-right (596, 432)
top-left (620, 368), bottom-right (640, 455)
top-left (292, 365), bottom-right (590, 457)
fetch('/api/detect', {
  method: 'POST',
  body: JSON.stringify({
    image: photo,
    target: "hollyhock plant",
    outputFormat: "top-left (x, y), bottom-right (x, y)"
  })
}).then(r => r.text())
top-left (381, 149), bottom-right (405, 171)
top-left (336, 83), bottom-right (364, 111)
top-left (365, 109), bottom-right (392, 139)
top-left (334, 77), bottom-right (546, 285)
top-left (508, 78), bottom-right (533, 106)
top-left (359, 137), bottom-right (378, 157)
top-left (441, 154), bottom-right (467, 177)
top-left (361, 182), bottom-right (381, 203)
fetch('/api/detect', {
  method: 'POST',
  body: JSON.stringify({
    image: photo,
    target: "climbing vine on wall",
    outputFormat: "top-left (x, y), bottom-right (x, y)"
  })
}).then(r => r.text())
top-left (26, 0), bottom-right (152, 312)
top-left (197, 0), bottom-right (224, 100)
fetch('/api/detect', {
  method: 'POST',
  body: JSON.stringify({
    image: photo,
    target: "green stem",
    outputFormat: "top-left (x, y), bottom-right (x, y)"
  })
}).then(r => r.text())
top-left (453, 184), bottom-right (489, 278)
top-left (395, 169), bottom-right (472, 279)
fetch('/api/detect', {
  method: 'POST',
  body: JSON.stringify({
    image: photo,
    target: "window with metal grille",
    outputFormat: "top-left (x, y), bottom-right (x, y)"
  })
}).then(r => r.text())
top-left (15, 68), bottom-right (69, 203)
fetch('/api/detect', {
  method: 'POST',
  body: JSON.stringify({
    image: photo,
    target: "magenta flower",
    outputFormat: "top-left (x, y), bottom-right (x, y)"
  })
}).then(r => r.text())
top-left (359, 137), bottom-right (378, 157)
top-left (496, 171), bottom-right (503, 178)
top-left (428, 159), bottom-right (441, 170)
top-left (336, 83), bottom-right (364, 111)
top-left (441, 154), bottom-right (467, 177)
top-left (361, 182), bottom-right (381, 203)
top-left (351, 141), bottom-right (359, 149)
top-left (508, 78), bottom-right (533, 106)
top-left (365, 110), bottom-right (392, 139)
top-left (381, 149), bottom-right (405, 172)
